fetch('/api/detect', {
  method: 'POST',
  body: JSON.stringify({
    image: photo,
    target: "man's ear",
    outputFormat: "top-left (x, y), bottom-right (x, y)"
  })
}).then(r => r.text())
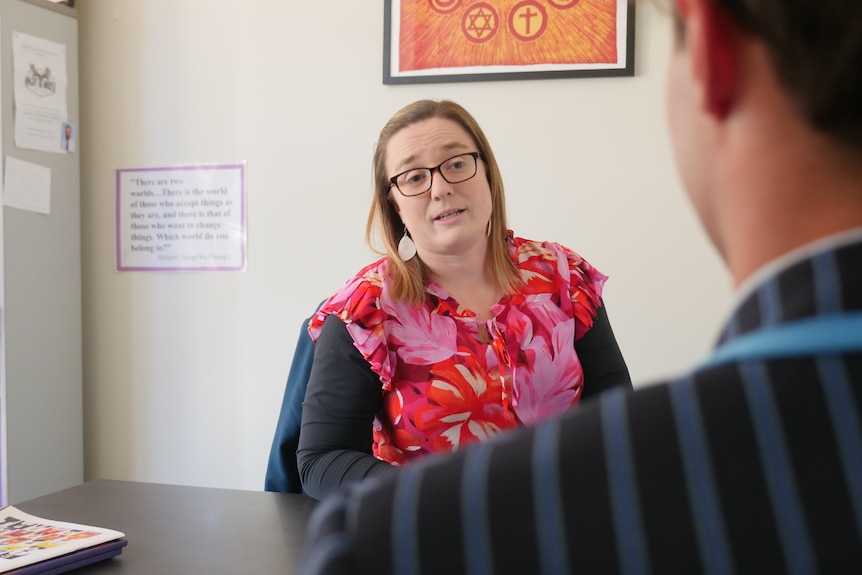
top-left (684, 0), bottom-right (740, 119)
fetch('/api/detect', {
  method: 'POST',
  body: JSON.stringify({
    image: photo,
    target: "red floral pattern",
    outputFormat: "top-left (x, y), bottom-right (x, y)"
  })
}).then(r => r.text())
top-left (309, 235), bottom-right (606, 466)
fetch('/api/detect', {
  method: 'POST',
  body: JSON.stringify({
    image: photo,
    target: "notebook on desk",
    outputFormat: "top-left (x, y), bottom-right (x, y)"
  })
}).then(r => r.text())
top-left (0, 506), bottom-right (127, 575)
top-left (7, 539), bottom-right (127, 575)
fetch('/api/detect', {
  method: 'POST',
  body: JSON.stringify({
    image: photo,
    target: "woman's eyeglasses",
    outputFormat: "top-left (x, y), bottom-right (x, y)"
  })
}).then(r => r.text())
top-left (389, 152), bottom-right (481, 197)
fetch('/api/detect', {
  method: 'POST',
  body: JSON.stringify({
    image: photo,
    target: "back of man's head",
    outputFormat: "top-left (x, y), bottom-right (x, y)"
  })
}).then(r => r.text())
top-left (710, 0), bottom-right (862, 153)
top-left (668, 0), bottom-right (862, 285)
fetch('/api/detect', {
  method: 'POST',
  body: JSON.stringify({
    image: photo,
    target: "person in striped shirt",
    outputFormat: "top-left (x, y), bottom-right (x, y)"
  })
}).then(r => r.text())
top-left (298, 0), bottom-right (862, 572)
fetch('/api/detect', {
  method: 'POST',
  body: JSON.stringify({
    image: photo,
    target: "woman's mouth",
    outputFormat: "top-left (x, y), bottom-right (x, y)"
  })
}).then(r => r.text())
top-left (435, 209), bottom-right (465, 222)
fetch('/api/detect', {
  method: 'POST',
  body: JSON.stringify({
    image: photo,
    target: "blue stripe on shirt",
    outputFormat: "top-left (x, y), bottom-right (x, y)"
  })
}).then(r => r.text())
top-left (669, 377), bottom-right (735, 575)
top-left (601, 388), bottom-right (651, 575)
top-left (462, 442), bottom-right (495, 575)
top-left (532, 419), bottom-right (569, 575)
top-left (812, 250), bottom-right (842, 314)
top-left (740, 361), bottom-right (816, 575)
top-left (392, 467), bottom-right (424, 575)
top-left (759, 276), bottom-right (782, 326)
top-left (817, 356), bottom-right (862, 536)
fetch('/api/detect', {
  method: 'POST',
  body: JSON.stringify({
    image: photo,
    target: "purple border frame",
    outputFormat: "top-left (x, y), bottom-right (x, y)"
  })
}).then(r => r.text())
top-left (115, 163), bottom-right (247, 272)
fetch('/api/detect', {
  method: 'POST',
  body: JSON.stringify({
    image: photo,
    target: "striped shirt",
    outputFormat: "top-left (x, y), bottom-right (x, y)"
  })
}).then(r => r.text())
top-left (298, 237), bottom-right (862, 575)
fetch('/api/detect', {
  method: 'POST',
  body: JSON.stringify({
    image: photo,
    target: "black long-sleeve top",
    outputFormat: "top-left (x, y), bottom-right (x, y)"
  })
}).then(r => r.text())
top-left (297, 300), bottom-right (631, 500)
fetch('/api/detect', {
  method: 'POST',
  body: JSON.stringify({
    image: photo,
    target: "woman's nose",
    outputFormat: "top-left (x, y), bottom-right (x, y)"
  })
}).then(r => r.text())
top-left (428, 168), bottom-right (452, 198)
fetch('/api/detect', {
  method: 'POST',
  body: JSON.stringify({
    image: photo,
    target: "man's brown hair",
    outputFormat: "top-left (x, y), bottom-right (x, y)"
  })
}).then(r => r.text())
top-left (674, 0), bottom-right (862, 151)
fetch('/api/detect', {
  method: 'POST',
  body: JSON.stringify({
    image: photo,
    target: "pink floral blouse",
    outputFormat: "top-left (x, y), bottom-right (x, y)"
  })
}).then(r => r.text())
top-left (308, 234), bottom-right (606, 466)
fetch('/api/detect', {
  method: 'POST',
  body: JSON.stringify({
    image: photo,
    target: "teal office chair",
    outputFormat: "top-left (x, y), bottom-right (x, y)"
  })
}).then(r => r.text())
top-left (264, 306), bottom-right (321, 493)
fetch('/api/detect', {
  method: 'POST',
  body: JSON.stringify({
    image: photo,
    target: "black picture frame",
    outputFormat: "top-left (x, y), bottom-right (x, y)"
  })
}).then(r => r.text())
top-left (383, 0), bottom-right (636, 85)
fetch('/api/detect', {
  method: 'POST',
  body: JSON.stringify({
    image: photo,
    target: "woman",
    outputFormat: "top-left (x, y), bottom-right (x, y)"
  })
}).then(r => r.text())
top-left (297, 100), bottom-right (630, 500)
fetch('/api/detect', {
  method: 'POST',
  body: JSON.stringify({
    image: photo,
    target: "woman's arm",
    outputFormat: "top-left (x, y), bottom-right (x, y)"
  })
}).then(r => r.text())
top-left (297, 315), bottom-right (397, 500)
top-left (576, 299), bottom-right (632, 399)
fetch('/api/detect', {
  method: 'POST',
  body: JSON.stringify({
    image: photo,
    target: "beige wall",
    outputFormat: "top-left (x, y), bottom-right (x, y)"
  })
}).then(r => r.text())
top-left (78, 0), bottom-right (731, 491)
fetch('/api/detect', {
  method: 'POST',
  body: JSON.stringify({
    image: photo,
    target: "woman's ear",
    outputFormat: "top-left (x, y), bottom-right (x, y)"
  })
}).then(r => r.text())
top-left (388, 192), bottom-right (401, 214)
top-left (685, 0), bottom-right (741, 119)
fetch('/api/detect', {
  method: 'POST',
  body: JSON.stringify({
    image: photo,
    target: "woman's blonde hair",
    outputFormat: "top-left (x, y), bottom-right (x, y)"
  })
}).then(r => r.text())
top-left (366, 99), bottom-right (521, 305)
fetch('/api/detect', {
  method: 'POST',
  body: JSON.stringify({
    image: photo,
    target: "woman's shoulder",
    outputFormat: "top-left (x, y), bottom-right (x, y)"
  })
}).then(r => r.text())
top-left (308, 257), bottom-right (389, 339)
top-left (510, 234), bottom-right (607, 297)
top-left (510, 235), bottom-right (597, 275)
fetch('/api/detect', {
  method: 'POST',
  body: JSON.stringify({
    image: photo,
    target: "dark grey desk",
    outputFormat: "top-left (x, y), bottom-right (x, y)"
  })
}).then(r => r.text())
top-left (17, 479), bottom-right (317, 574)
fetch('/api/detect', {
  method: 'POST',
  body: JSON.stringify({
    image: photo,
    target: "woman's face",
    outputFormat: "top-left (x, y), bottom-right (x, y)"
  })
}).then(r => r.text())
top-left (385, 117), bottom-right (493, 262)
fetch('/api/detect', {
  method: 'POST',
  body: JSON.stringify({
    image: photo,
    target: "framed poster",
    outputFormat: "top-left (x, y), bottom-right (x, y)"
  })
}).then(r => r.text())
top-left (116, 163), bottom-right (247, 272)
top-left (383, 0), bottom-right (636, 84)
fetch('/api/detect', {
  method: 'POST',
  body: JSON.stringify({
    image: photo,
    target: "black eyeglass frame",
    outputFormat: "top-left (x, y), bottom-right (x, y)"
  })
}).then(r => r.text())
top-left (388, 151), bottom-right (481, 197)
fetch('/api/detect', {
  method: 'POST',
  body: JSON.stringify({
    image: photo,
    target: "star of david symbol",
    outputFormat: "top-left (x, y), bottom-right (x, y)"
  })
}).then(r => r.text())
top-left (461, 2), bottom-right (499, 44)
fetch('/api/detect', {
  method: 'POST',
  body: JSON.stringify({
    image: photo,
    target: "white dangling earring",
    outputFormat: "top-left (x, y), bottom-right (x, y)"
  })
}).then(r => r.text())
top-left (398, 227), bottom-right (417, 261)
top-left (486, 217), bottom-right (492, 237)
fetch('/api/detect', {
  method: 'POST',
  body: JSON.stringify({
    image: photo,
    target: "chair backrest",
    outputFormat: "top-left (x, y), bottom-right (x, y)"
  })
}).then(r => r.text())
top-left (264, 308), bottom-right (319, 493)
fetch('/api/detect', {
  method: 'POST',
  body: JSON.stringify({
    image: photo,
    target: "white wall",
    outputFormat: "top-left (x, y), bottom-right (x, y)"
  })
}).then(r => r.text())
top-left (78, 0), bottom-right (731, 491)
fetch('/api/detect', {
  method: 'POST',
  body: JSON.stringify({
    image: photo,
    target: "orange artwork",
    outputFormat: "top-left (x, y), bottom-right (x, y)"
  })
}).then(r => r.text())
top-left (384, 0), bottom-right (634, 83)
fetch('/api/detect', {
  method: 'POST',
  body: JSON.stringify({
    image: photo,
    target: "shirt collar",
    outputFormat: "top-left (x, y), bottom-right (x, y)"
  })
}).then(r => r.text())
top-left (727, 226), bottom-right (862, 318)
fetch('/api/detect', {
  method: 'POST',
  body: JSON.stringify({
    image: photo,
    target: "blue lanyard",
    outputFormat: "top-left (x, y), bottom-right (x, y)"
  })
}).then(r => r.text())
top-left (701, 313), bottom-right (862, 369)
